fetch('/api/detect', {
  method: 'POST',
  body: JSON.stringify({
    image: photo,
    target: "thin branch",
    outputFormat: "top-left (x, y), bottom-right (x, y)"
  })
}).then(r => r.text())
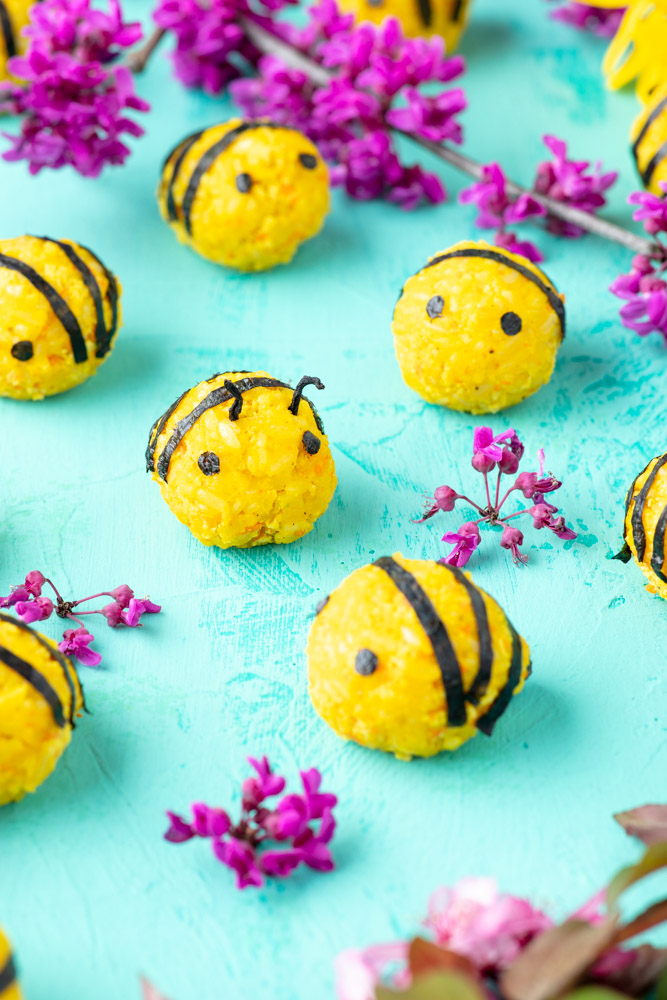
top-left (127, 25), bottom-right (167, 74)
top-left (242, 18), bottom-right (660, 260)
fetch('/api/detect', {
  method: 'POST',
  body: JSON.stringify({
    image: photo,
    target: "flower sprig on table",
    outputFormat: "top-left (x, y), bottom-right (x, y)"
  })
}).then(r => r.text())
top-left (0, 570), bottom-right (160, 666)
top-left (336, 802), bottom-right (667, 1000)
top-left (165, 756), bottom-right (337, 889)
top-left (546, 1), bottom-right (627, 37)
top-left (610, 183), bottom-right (667, 343)
top-left (416, 427), bottom-right (576, 568)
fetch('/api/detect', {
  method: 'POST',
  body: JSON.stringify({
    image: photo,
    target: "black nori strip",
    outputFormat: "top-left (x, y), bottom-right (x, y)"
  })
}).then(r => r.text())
top-left (416, 0), bottom-right (432, 26)
top-left (156, 376), bottom-right (291, 481)
top-left (476, 618), bottom-right (523, 736)
top-left (10, 340), bottom-right (33, 361)
top-left (0, 954), bottom-right (17, 993)
top-left (299, 153), bottom-right (317, 169)
top-left (452, 0), bottom-right (465, 19)
top-left (632, 95), bottom-right (667, 162)
top-left (651, 504), bottom-right (667, 583)
top-left (441, 564), bottom-right (493, 706)
top-left (501, 311), bottom-right (522, 336)
top-left (146, 387), bottom-right (191, 472)
top-left (355, 649), bottom-right (378, 676)
top-left (374, 556), bottom-right (467, 727)
top-left (181, 122), bottom-right (292, 234)
top-left (163, 129), bottom-right (205, 222)
top-left (36, 237), bottom-right (108, 359)
top-left (0, 613), bottom-right (80, 725)
top-left (640, 140), bottom-right (667, 189)
top-left (79, 243), bottom-right (119, 356)
top-left (631, 453), bottom-right (667, 560)
top-left (612, 542), bottom-right (632, 563)
top-left (289, 375), bottom-right (324, 416)
top-left (424, 247), bottom-right (566, 339)
top-left (0, 253), bottom-right (88, 363)
top-left (223, 378), bottom-right (245, 420)
top-left (302, 430), bottom-right (321, 455)
top-left (315, 596), bottom-right (329, 615)
top-left (0, 0), bottom-right (16, 59)
top-left (0, 643), bottom-right (66, 728)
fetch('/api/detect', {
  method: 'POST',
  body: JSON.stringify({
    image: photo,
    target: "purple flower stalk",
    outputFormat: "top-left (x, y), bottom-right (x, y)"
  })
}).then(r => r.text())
top-left (0, 0), bottom-right (149, 176)
top-left (415, 427), bottom-right (576, 567)
top-left (610, 183), bottom-right (667, 342)
top-left (534, 134), bottom-right (618, 237)
top-left (459, 162), bottom-right (545, 262)
top-left (547, 1), bottom-right (626, 38)
top-left (165, 758), bottom-right (337, 889)
top-left (0, 571), bottom-right (160, 667)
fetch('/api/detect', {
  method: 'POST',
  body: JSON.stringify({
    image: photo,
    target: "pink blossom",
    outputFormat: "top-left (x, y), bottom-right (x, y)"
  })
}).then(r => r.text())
top-left (494, 229), bottom-right (545, 264)
top-left (386, 87), bottom-right (467, 144)
top-left (335, 942), bottom-right (409, 1000)
top-left (460, 163), bottom-right (544, 231)
top-left (534, 134), bottom-right (618, 237)
top-left (213, 837), bottom-right (264, 890)
top-left (501, 525), bottom-right (528, 565)
top-left (472, 426), bottom-right (516, 471)
top-left (99, 602), bottom-right (124, 627)
top-left (441, 521), bottom-right (481, 568)
top-left (571, 891), bottom-right (636, 977)
top-left (120, 597), bottom-right (161, 627)
top-left (58, 627), bottom-right (102, 667)
top-left (628, 184), bottom-right (667, 236)
top-left (14, 596), bottom-right (54, 623)
top-left (24, 571), bottom-right (45, 597)
top-left (0, 585), bottom-right (31, 608)
top-left (548, 1), bottom-right (626, 37)
top-left (242, 756), bottom-right (286, 809)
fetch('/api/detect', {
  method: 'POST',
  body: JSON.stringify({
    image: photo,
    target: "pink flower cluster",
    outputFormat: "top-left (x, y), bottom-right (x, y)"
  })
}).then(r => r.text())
top-left (0, 0), bottom-right (149, 176)
top-left (230, 0), bottom-right (467, 208)
top-left (0, 571), bottom-right (160, 666)
top-left (547, 1), bottom-right (626, 38)
top-left (416, 427), bottom-right (576, 568)
top-left (610, 184), bottom-right (667, 343)
top-left (460, 136), bottom-right (617, 262)
top-left (165, 758), bottom-right (337, 889)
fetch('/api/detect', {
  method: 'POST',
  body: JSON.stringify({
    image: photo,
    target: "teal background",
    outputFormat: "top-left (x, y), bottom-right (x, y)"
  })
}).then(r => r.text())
top-left (0, 1), bottom-right (666, 997)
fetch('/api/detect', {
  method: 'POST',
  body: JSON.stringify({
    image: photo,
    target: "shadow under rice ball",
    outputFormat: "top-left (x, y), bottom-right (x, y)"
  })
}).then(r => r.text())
top-left (631, 81), bottom-right (667, 196)
top-left (0, 235), bottom-right (121, 400)
top-left (146, 370), bottom-right (337, 549)
top-left (157, 118), bottom-right (330, 272)
top-left (336, 0), bottom-right (471, 49)
top-left (308, 553), bottom-right (531, 759)
top-left (618, 450), bottom-right (667, 600)
top-left (0, 927), bottom-right (21, 1000)
top-left (0, 0), bottom-right (32, 81)
top-left (0, 614), bottom-right (83, 806)
top-left (392, 239), bottom-right (565, 414)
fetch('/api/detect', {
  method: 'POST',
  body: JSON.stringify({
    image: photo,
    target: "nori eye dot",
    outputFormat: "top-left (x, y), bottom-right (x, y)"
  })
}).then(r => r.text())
top-left (146, 370), bottom-right (337, 549)
top-left (0, 926), bottom-right (22, 1000)
top-left (0, 614), bottom-right (84, 806)
top-left (157, 118), bottom-right (330, 272)
top-left (307, 553), bottom-right (531, 760)
top-left (0, 235), bottom-right (121, 400)
top-left (336, 0), bottom-right (471, 50)
top-left (630, 81), bottom-right (667, 196)
top-left (621, 451), bottom-right (667, 600)
top-left (392, 239), bottom-right (565, 415)
top-left (0, 0), bottom-right (33, 82)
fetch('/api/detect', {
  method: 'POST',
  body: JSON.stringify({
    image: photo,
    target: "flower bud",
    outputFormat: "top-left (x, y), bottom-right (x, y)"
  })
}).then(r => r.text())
top-left (472, 452), bottom-right (496, 474)
top-left (514, 472), bottom-right (538, 498)
top-left (500, 525), bottom-right (524, 549)
top-left (433, 485), bottom-right (458, 512)
top-left (498, 448), bottom-right (519, 475)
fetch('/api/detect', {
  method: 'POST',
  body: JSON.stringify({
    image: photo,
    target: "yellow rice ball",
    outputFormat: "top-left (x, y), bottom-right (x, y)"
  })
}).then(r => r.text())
top-left (630, 81), bottom-right (667, 196)
top-left (0, 613), bottom-right (84, 806)
top-left (0, 0), bottom-right (32, 81)
top-left (620, 451), bottom-right (667, 600)
top-left (147, 370), bottom-right (337, 549)
top-left (337, 0), bottom-right (471, 48)
top-left (0, 235), bottom-right (121, 400)
top-left (157, 119), bottom-right (330, 272)
top-left (392, 239), bottom-right (566, 414)
top-left (308, 553), bottom-right (531, 759)
top-left (0, 927), bottom-right (22, 1000)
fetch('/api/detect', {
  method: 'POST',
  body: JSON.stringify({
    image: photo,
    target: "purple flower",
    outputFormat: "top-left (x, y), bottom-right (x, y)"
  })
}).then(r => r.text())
top-left (100, 602), bottom-right (124, 627)
top-left (58, 627), bottom-right (102, 667)
top-left (530, 503), bottom-right (577, 540)
top-left (548, 1), bottom-right (626, 37)
top-left (460, 163), bottom-right (544, 231)
top-left (610, 260), bottom-right (667, 341)
top-left (0, 584), bottom-right (31, 608)
top-left (494, 229), bottom-right (545, 264)
top-left (533, 134), bottom-right (617, 238)
top-left (164, 812), bottom-right (197, 843)
top-left (14, 596), bottom-right (54, 624)
top-left (472, 426), bottom-right (516, 472)
top-left (500, 525), bottom-right (528, 566)
top-left (441, 521), bottom-right (481, 568)
top-left (628, 184), bottom-right (667, 236)
top-left (242, 756), bottom-right (286, 809)
top-left (120, 597), bottom-right (161, 627)
top-left (213, 837), bottom-right (264, 890)
top-left (415, 485), bottom-right (459, 522)
top-left (386, 87), bottom-right (467, 144)
top-left (108, 584), bottom-right (134, 608)
top-left (25, 571), bottom-right (45, 597)
top-left (190, 802), bottom-right (231, 838)
top-left (260, 848), bottom-right (303, 877)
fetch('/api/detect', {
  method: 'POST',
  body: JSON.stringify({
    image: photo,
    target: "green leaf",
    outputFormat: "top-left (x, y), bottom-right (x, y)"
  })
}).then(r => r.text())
top-left (376, 971), bottom-right (485, 1000)
top-left (607, 843), bottom-right (667, 908)
top-left (408, 938), bottom-right (478, 981)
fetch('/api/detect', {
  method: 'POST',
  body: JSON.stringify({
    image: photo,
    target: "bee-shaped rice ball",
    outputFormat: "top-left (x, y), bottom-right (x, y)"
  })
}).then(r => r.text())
top-left (157, 119), bottom-right (330, 272)
top-left (0, 614), bottom-right (84, 806)
top-left (337, 0), bottom-right (471, 49)
top-left (631, 81), bottom-right (667, 196)
top-left (308, 554), bottom-right (531, 759)
top-left (0, 0), bottom-right (32, 81)
top-left (392, 240), bottom-right (566, 414)
top-left (0, 927), bottom-right (22, 1000)
top-left (618, 450), bottom-right (667, 600)
top-left (0, 235), bottom-right (121, 400)
top-left (146, 370), bottom-right (337, 549)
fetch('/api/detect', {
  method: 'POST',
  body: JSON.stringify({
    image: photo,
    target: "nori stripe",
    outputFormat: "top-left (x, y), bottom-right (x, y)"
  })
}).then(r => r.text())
top-left (452, 0), bottom-right (465, 19)
top-left (374, 556), bottom-right (467, 727)
top-left (631, 94), bottom-right (667, 160)
top-left (163, 129), bottom-right (205, 222)
top-left (0, 253), bottom-right (88, 363)
top-left (476, 618), bottom-right (523, 736)
top-left (416, 0), bottom-right (432, 27)
top-left (0, 644), bottom-right (66, 728)
top-left (612, 542), bottom-right (632, 563)
top-left (631, 453), bottom-right (667, 560)
top-left (424, 247), bottom-right (566, 339)
top-left (0, 0), bottom-right (16, 59)
top-left (156, 376), bottom-right (291, 481)
top-left (640, 140), bottom-right (667, 188)
top-left (35, 237), bottom-right (108, 359)
top-left (442, 564), bottom-right (493, 706)
top-left (145, 388), bottom-right (190, 472)
top-left (79, 243), bottom-right (119, 356)
top-left (0, 613), bottom-right (80, 725)
top-left (651, 504), bottom-right (667, 583)
top-left (0, 954), bottom-right (17, 993)
top-left (181, 122), bottom-right (292, 234)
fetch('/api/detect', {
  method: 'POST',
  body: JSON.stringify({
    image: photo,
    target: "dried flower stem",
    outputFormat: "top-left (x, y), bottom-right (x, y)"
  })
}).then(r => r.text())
top-left (127, 25), bottom-right (167, 73)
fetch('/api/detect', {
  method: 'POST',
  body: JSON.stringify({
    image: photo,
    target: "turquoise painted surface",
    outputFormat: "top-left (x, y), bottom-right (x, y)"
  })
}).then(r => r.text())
top-left (0, 2), bottom-right (666, 997)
